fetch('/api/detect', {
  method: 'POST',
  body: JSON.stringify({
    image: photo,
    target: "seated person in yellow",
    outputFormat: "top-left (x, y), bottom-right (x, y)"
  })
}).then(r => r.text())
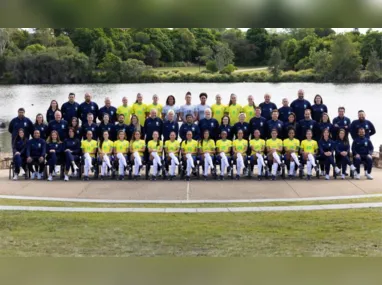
top-left (164, 131), bottom-right (180, 179)
top-left (232, 129), bottom-right (248, 179)
top-left (98, 130), bottom-right (114, 179)
top-left (249, 129), bottom-right (266, 178)
top-left (300, 129), bottom-right (319, 179)
top-left (225, 94), bottom-right (243, 125)
top-left (181, 131), bottom-right (198, 181)
top-left (215, 130), bottom-right (232, 179)
top-left (113, 130), bottom-right (130, 180)
top-left (81, 130), bottom-right (98, 180)
top-left (148, 131), bottom-right (164, 180)
top-left (283, 127), bottom-right (300, 178)
top-left (266, 129), bottom-right (283, 180)
top-left (129, 130), bottom-right (146, 178)
top-left (198, 130), bottom-right (216, 180)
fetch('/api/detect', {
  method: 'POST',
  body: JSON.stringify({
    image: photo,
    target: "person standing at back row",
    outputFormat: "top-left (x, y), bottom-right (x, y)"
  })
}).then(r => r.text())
top-left (98, 97), bottom-right (117, 123)
top-left (116, 96), bottom-right (132, 125)
top-left (146, 94), bottom-right (163, 118)
top-left (258, 93), bottom-right (277, 121)
top-left (61, 93), bottom-right (80, 123)
top-left (195, 93), bottom-right (210, 121)
top-left (350, 110), bottom-right (376, 140)
top-left (311, 94), bottom-right (327, 123)
top-left (8, 108), bottom-right (34, 141)
top-left (332, 107), bottom-right (351, 140)
top-left (78, 93), bottom-right (99, 123)
top-left (290, 89), bottom-right (311, 122)
top-left (211, 94), bottom-right (226, 124)
top-left (131, 93), bottom-right (147, 126)
top-left (225, 93), bottom-right (242, 125)
top-left (180, 92), bottom-right (197, 123)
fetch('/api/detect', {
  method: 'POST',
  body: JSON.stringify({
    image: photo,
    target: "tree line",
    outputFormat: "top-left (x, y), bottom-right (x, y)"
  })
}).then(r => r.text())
top-left (0, 28), bottom-right (381, 84)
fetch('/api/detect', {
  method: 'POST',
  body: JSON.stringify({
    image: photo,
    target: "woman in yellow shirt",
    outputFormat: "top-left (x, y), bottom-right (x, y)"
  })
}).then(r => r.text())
top-left (211, 94), bottom-right (226, 124)
top-left (232, 129), bottom-right (248, 180)
top-left (300, 129), bottom-right (319, 180)
top-left (131, 93), bottom-right (147, 125)
top-left (148, 131), bottom-right (163, 181)
top-left (225, 93), bottom-right (243, 125)
top-left (81, 130), bottom-right (98, 181)
top-left (129, 130), bottom-right (146, 179)
top-left (146, 94), bottom-right (163, 118)
top-left (249, 129), bottom-right (266, 179)
top-left (181, 131), bottom-right (198, 181)
top-left (98, 130), bottom-right (114, 180)
top-left (242, 95), bottom-right (256, 123)
top-left (266, 129), bottom-right (284, 180)
top-left (113, 130), bottom-right (130, 180)
top-left (198, 130), bottom-right (216, 180)
top-left (164, 131), bottom-right (180, 180)
top-left (283, 128), bottom-right (301, 179)
top-left (215, 130), bottom-right (232, 180)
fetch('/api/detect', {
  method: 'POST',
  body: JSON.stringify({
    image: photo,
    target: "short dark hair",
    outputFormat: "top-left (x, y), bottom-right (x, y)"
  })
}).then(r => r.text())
top-left (69, 93), bottom-right (75, 96)
top-left (358, 110), bottom-right (365, 113)
top-left (338, 107), bottom-right (345, 112)
top-left (186, 91), bottom-right (191, 96)
top-left (199, 92), bottom-right (207, 99)
top-left (272, 109), bottom-right (278, 113)
top-left (186, 114), bottom-right (193, 119)
top-left (18, 108), bottom-right (25, 112)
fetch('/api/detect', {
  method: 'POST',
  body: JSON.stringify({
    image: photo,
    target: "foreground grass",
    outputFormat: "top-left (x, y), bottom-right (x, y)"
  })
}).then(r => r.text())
top-left (0, 197), bottom-right (382, 208)
top-left (0, 209), bottom-right (381, 256)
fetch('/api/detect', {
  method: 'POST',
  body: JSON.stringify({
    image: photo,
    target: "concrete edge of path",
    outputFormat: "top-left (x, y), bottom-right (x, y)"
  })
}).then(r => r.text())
top-left (1, 193), bottom-right (382, 204)
top-left (0, 202), bottom-right (382, 213)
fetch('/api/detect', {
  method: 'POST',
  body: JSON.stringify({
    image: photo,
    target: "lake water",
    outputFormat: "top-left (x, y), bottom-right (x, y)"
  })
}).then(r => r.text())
top-left (0, 83), bottom-right (380, 152)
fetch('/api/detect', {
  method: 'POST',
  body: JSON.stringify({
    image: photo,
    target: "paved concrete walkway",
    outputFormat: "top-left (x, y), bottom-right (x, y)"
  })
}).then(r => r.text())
top-left (1, 169), bottom-right (382, 201)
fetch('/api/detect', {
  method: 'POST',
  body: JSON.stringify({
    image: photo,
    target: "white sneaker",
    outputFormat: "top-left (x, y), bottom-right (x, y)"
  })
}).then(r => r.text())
top-left (13, 174), bottom-right (18, 181)
top-left (64, 175), bottom-right (69, 181)
top-left (325, 174), bottom-right (330, 180)
top-left (320, 170), bottom-right (325, 176)
top-left (341, 174), bottom-right (345, 180)
top-left (73, 164), bottom-right (79, 171)
top-left (335, 167), bottom-right (341, 174)
top-left (37, 173), bottom-right (42, 180)
top-left (366, 173), bottom-right (373, 180)
top-left (30, 172), bottom-right (36, 180)
top-left (350, 165), bottom-right (356, 171)
top-left (47, 175), bottom-right (53, 181)
top-left (364, 170), bottom-right (367, 177)
top-left (355, 173), bottom-right (361, 180)
top-left (52, 170), bottom-right (56, 177)
top-left (73, 170), bottom-right (78, 177)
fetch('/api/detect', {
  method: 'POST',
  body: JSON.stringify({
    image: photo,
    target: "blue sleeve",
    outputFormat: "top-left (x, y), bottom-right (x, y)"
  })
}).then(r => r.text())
top-left (324, 105), bottom-right (328, 113)
top-left (41, 140), bottom-right (46, 157)
top-left (351, 141), bottom-right (357, 156)
top-left (307, 101), bottom-right (312, 109)
top-left (97, 108), bottom-right (103, 122)
top-left (20, 143), bottom-right (26, 156)
top-left (194, 125), bottom-right (200, 140)
top-left (272, 103), bottom-right (277, 110)
top-left (369, 140), bottom-right (374, 155)
top-left (26, 141), bottom-right (31, 157)
top-left (28, 118), bottom-right (34, 137)
top-left (175, 123), bottom-right (179, 138)
top-left (318, 141), bottom-right (325, 155)
top-left (179, 125), bottom-right (186, 141)
top-left (369, 121), bottom-right (376, 137)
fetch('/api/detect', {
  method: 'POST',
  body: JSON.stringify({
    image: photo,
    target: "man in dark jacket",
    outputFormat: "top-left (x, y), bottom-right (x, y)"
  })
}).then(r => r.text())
top-left (8, 108), bottom-right (34, 141)
top-left (352, 127), bottom-right (374, 180)
top-left (290, 89), bottom-right (312, 122)
top-left (61, 93), bottom-right (80, 123)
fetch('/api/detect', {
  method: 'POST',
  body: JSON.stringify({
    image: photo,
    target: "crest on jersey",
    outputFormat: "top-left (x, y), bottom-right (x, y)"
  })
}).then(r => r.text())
top-left (91, 127), bottom-right (94, 131)
top-left (172, 125), bottom-right (175, 129)
top-left (38, 143), bottom-right (41, 148)
top-left (269, 108), bottom-right (272, 112)
top-left (365, 124), bottom-right (369, 129)
top-left (55, 144), bottom-right (58, 148)
top-left (211, 123), bottom-right (214, 127)
top-left (344, 120), bottom-right (347, 124)
top-left (365, 142), bottom-right (368, 146)
top-left (244, 126), bottom-right (247, 130)
top-left (41, 127), bottom-right (44, 131)
top-left (278, 123), bottom-right (281, 128)
top-left (108, 127), bottom-right (110, 131)
top-left (321, 108), bottom-right (323, 112)
top-left (328, 143), bottom-right (331, 147)
top-left (227, 128), bottom-right (231, 132)
top-left (91, 106), bottom-right (94, 110)
top-left (260, 122), bottom-right (263, 126)
top-left (192, 127), bottom-right (195, 131)
top-left (111, 111), bottom-right (114, 115)
top-left (75, 107), bottom-right (78, 111)
top-left (156, 122), bottom-right (159, 126)
top-left (310, 125), bottom-right (313, 129)
top-left (24, 122), bottom-right (27, 127)
top-left (62, 125), bottom-right (65, 129)
top-left (304, 104), bottom-right (307, 108)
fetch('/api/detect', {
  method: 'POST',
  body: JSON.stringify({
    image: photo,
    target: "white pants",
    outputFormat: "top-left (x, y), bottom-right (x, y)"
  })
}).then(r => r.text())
top-left (307, 154), bottom-right (316, 167)
top-left (169, 153), bottom-right (179, 176)
top-left (185, 153), bottom-right (194, 176)
top-left (256, 153), bottom-right (264, 175)
top-left (271, 152), bottom-right (281, 176)
top-left (290, 152), bottom-right (300, 166)
top-left (203, 153), bottom-right (214, 176)
top-left (236, 153), bottom-right (244, 176)
top-left (151, 151), bottom-right (162, 167)
top-left (219, 152), bottom-right (229, 175)
top-left (133, 152), bottom-right (142, 176)
top-left (83, 153), bottom-right (93, 176)
top-left (117, 153), bottom-right (127, 175)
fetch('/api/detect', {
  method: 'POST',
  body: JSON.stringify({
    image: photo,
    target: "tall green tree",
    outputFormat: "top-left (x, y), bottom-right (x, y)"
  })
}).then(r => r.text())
top-left (268, 47), bottom-right (283, 79)
top-left (366, 50), bottom-right (381, 74)
top-left (213, 43), bottom-right (234, 71)
top-left (246, 28), bottom-right (269, 64)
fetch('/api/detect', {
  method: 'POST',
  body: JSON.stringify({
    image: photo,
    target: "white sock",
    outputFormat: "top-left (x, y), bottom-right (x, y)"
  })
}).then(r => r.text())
top-left (170, 159), bottom-right (176, 176)
top-left (220, 152), bottom-right (229, 166)
top-left (71, 161), bottom-right (79, 170)
top-left (153, 159), bottom-right (158, 176)
top-left (205, 153), bottom-right (214, 169)
top-left (204, 158), bottom-right (209, 176)
top-left (101, 161), bottom-right (107, 175)
top-left (169, 152), bottom-right (179, 165)
top-left (118, 159), bottom-right (125, 175)
top-left (307, 161), bottom-right (312, 175)
top-left (308, 154), bottom-right (316, 167)
top-left (84, 153), bottom-right (93, 168)
top-left (291, 152), bottom-right (300, 166)
top-left (257, 158), bottom-right (263, 175)
top-left (186, 153), bottom-right (195, 168)
top-left (84, 158), bottom-right (90, 176)
top-left (133, 152), bottom-right (142, 166)
top-left (289, 161), bottom-right (295, 175)
top-left (117, 153), bottom-right (127, 167)
top-left (221, 158), bottom-right (226, 175)
top-left (272, 162), bottom-right (278, 176)
top-left (237, 153), bottom-right (244, 175)
top-left (103, 154), bottom-right (112, 168)
top-left (272, 152), bottom-right (281, 164)
top-left (152, 152), bottom-right (162, 167)
top-left (186, 156), bottom-right (193, 176)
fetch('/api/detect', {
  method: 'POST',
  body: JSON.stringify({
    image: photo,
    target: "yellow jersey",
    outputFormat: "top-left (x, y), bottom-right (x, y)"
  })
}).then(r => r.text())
top-left (146, 103), bottom-right (163, 116)
top-left (225, 104), bottom-right (243, 125)
top-left (233, 139), bottom-right (248, 154)
top-left (130, 139), bottom-right (146, 156)
top-left (266, 138), bottom-right (283, 154)
top-left (81, 140), bottom-right (97, 157)
top-left (243, 105), bottom-right (256, 123)
top-left (165, 140), bottom-right (180, 154)
top-left (216, 139), bottom-right (232, 155)
top-left (148, 140), bottom-right (163, 152)
top-left (283, 138), bottom-right (300, 152)
top-left (211, 104), bottom-right (226, 124)
top-left (181, 140), bottom-right (198, 154)
top-left (198, 139), bottom-right (216, 153)
top-left (98, 140), bottom-right (114, 154)
top-left (250, 139), bottom-right (265, 155)
top-left (131, 103), bottom-right (147, 125)
top-left (113, 140), bottom-right (130, 154)
top-left (300, 139), bottom-right (318, 154)
top-left (116, 105), bottom-right (132, 125)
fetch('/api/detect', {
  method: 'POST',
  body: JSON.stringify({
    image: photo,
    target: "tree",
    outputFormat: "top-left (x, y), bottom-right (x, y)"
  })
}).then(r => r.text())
top-left (120, 59), bottom-right (151, 82)
top-left (314, 28), bottom-right (336, 38)
top-left (0, 28), bottom-right (10, 56)
top-left (171, 28), bottom-right (196, 62)
top-left (366, 50), bottom-right (380, 74)
top-left (98, 52), bottom-right (122, 83)
top-left (56, 34), bottom-right (74, 47)
top-left (310, 48), bottom-right (332, 79)
top-left (206, 60), bottom-right (218, 73)
top-left (268, 47), bottom-right (283, 79)
top-left (214, 43), bottom-right (234, 71)
top-left (198, 46), bottom-right (213, 64)
top-left (360, 30), bottom-right (382, 65)
top-left (246, 28), bottom-right (269, 64)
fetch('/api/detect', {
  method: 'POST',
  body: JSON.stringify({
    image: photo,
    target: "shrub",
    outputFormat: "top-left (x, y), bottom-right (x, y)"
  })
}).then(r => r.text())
top-left (220, 64), bottom-right (237, 74)
top-left (206, 60), bottom-right (218, 73)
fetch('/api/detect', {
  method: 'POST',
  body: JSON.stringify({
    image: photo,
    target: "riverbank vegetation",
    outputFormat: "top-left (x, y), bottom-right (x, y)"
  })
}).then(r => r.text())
top-left (0, 28), bottom-right (381, 84)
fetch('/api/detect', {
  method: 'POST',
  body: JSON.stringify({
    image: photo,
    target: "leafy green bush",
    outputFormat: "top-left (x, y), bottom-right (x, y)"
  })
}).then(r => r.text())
top-left (206, 60), bottom-right (218, 73)
top-left (220, 64), bottom-right (237, 74)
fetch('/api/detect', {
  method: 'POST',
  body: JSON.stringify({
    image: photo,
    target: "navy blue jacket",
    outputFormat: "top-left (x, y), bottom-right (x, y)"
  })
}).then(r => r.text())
top-left (47, 119), bottom-right (69, 140)
top-left (144, 117), bottom-right (163, 141)
top-left (352, 137), bottom-right (374, 156)
top-left (127, 125), bottom-right (145, 141)
top-left (71, 127), bottom-right (82, 140)
top-left (258, 102), bottom-right (278, 121)
top-left (162, 120), bottom-right (179, 141)
top-left (350, 119), bottom-right (376, 140)
top-left (335, 139), bottom-right (350, 154)
top-left (63, 138), bottom-right (81, 156)
top-left (13, 138), bottom-right (27, 156)
top-left (98, 106), bottom-right (117, 123)
top-left (318, 138), bottom-right (335, 156)
top-left (179, 123), bottom-right (200, 141)
top-left (8, 116), bottom-right (34, 140)
top-left (283, 122), bottom-right (299, 138)
top-left (332, 116), bottom-right (351, 139)
top-left (267, 119), bottom-right (284, 138)
top-left (61, 101), bottom-right (80, 123)
top-left (311, 104), bottom-right (328, 122)
top-left (33, 123), bottom-right (48, 140)
top-left (233, 122), bottom-right (250, 140)
top-left (318, 122), bottom-right (334, 138)
top-left (249, 116), bottom-right (267, 139)
top-left (298, 119), bottom-right (317, 141)
top-left (46, 109), bottom-right (58, 123)
top-left (114, 123), bottom-right (129, 140)
top-left (78, 101), bottom-right (99, 123)
top-left (199, 118), bottom-right (219, 140)
top-left (26, 138), bottom-right (46, 158)
top-left (81, 122), bottom-right (98, 140)
top-left (290, 99), bottom-right (312, 122)
top-left (46, 141), bottom-right (63, 157)
top-left (218, 124), bottom-right (233, 140)
top-left (278, 106), bottom-right (293, 122)
top-left (98, 123), bottom-right (116, 141)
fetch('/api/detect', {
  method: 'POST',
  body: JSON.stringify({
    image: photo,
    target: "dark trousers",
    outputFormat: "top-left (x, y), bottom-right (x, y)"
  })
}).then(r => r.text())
top-left (47, 153), bottom-right (58, 174)
top-left (65, 151), bottom-right (79, 171)
top-left (13, 154), bottom-right (24, 174)
top-left (322, 155), bottom-right (335, 175)
top-left (27, 157), bottom-right (45, 173)
top-left (338, 155), bottom-right (351, 174)
top-left (354, 155), bottom-right (373, 174)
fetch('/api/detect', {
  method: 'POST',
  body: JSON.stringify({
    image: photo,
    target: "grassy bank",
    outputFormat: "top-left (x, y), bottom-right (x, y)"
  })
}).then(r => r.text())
top-left (0, 209), bottom-right (380, 256)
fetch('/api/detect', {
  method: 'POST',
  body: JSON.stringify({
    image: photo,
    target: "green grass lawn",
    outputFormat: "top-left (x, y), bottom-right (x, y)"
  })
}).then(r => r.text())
top-left (153, 66), bottom-right (267, 74)
top-left (0, 209), bottom-right (381, 256)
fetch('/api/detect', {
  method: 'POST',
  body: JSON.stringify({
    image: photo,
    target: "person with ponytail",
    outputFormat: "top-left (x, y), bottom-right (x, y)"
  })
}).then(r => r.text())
top-left (249, 129), bottom-right (266, 180)
top-left (12, 128), bottom-right (28, 180)
top-left (224, 93), bottom-right (243, 125)
top-left (283, 128), bottom-right (301, 179)
top-left (266, 129), bottom-right (283, 180)
top-left (335, 129), bottom-right (356, 180)
top-left (198, 130), bottom-right (216, 180)
top-left (113, 130), bottom-right (130, 180)
top-left (129, 130), bottom-right (146, 180)
top-left (148, 131), bottom-right (164, 181)
top-left (242, 95), bottom-right (256, 123)
top-left (80, 130), bottom-right (97, 181)
top-left (63, 127), bottom-right (80, 181)
top-left (98, 130), bottom-right (114, 180)
top-left (164, 131), bottom-right (180, 180)
top-left (215, 130), bottom-right (232, 180)
top-left (46, 130), bottom-right (63, 181)
top-left (233, 129), bottom-right (248, 180)
top-left (300, 129), bottom-right (319, 180)
top-left (181, 131), bottom-right (198, 181)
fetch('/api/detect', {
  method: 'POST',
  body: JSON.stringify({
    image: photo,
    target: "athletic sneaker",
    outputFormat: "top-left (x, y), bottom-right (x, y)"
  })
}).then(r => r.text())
top-left (64, 175), bottom-right (69, 181)
top-left (335, 167), bottom-right (341, 174)
top-left (235, 174), bottom-right (240, 180)
top-left (366, 173), bottom-right (373, 180)
top-left (73, 170), bottom-right (78, 177)
top-left (350, 165), bottom-right (356, 171)
top-left (83, 176), bottom-right (89, 181)
top-left (100, 175), bottom-right (104, 180)
top-left (185, 176), bottom-right (190, 181)
top-left (30, 172), bottom-right (36, 180)
top-left (151, 175), bottom-right (157, 181)
top-left (13, 174), bottom-right (18, 181)
top-left (341, 174), bottom-right (345, 180)
top-left (47, 174), bottom-right (53, 181)
top-left (271, 175), bottom-right (276, 181)
top-left (355, 173), bottom-right (361, 180)
top-left (37, 173), bottom-right (42, 180)
top-left (203, 175), bottom-right (208, 181)
top-left (325, 174), bottom-right (330, 180)
top-left (307, 175), bottom-right (311, 180)
top-left (314, 166), bottom-right (319, 173)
